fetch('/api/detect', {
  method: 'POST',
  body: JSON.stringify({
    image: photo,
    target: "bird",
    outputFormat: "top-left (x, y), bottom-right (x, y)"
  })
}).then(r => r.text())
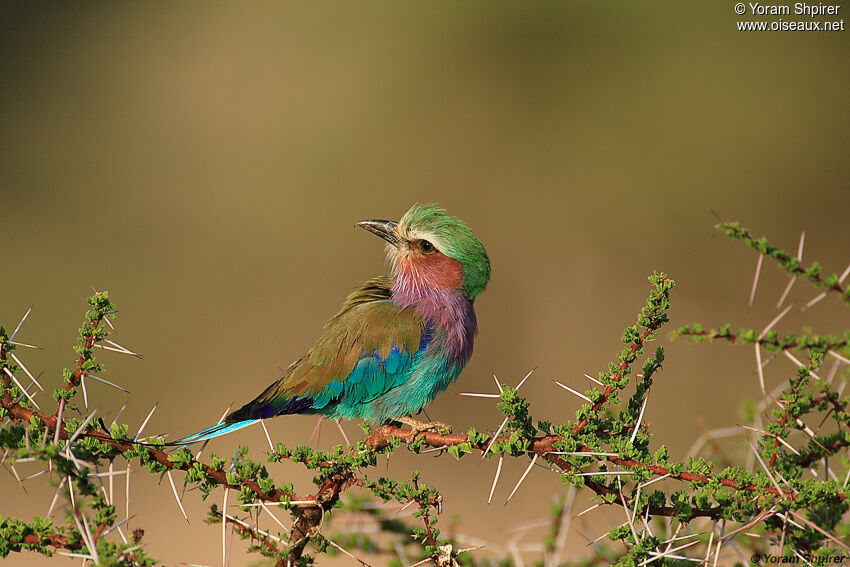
top-left (176, 204), bottom-right (490, 445)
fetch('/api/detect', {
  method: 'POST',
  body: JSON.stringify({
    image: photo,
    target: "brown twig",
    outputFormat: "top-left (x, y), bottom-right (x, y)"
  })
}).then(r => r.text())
top-left (364, 425), bottom-right (828, 516)
top-left (572, 325), bottom-right (657, 437)
top-left (56, 309), bottom-right (102, 417)
top-left (9, 533), bottom-right (82, 553)
top-left (678, 329), bottom-right (848, 353)
top-left (412, 475), bottom-right (439, 549)
top-left (286, 473), bottom-right (356, 566)
top-left (722, 224), bottom-right (848, 299)
top-left (0, 399), bottom-right (300, 505)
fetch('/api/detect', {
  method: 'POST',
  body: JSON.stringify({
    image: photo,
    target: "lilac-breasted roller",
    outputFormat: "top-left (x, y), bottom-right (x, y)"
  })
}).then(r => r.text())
top-left (177, 204), bottom-right (490, 444)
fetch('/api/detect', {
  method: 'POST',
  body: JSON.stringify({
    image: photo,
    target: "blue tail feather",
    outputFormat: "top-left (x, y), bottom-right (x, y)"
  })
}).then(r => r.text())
top-left (173, 419), bottom-right (262, 446)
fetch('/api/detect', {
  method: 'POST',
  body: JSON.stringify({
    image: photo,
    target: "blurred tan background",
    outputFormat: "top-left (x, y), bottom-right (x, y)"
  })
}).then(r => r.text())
top-left (1, 2), bottom-right (848, 565)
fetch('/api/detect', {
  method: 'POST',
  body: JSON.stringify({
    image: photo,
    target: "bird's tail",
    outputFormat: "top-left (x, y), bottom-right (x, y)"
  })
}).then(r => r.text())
top-left (169, 419), bottom-right (262, 447)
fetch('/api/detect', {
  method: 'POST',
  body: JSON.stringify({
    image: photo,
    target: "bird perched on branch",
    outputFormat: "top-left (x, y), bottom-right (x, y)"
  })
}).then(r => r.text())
top-left (177, 204), bottom-right (490, 444)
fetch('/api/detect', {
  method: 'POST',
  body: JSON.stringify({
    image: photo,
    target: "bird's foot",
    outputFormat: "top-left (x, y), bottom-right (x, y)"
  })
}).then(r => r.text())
top-left (396, 416), bottom-right (452, 437)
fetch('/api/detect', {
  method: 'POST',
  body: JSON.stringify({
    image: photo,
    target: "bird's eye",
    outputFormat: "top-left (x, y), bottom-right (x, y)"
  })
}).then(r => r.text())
top-left (419, 240), bottom-right (436, 253)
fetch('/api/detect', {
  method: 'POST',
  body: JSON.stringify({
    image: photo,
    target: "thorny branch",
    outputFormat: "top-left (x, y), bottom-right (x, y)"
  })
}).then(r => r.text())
top-left (364, 426), bottom-right (805, 508)
top-left (2, 224), bottom-right (850, 566)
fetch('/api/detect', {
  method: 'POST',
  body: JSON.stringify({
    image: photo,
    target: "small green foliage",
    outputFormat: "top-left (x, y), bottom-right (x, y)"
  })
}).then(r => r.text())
top-left (718, 222), bottom-right (849, 303)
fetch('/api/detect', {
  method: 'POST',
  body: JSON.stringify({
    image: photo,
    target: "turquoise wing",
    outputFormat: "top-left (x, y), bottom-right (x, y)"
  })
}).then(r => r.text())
top-left (228, 277), bottom-right (429, 421)
top-left (174, 277), bottom-right (430, 445)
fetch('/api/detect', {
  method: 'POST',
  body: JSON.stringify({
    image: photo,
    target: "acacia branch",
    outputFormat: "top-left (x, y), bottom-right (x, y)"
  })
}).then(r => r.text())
top-left (718, 222), bottom-right (849, 302)
top-left (7, 533), bottom-right (82, 554)
top-left (363, 425), bottom-right (832, 517)
top-left (286, 473), bottom-right (355, 566)
top-left (60, 314), bottom-right (100, 404)
top-left (572, 323), bottom-right (657, 437)
top-left (676, 328), bottom-right (848, 353)
top-left (0, 398), bottom-right (301, 505)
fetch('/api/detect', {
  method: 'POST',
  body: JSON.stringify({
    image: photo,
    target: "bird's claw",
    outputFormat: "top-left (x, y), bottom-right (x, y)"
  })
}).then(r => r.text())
top-left (397, 416), bottom-right (452, 438)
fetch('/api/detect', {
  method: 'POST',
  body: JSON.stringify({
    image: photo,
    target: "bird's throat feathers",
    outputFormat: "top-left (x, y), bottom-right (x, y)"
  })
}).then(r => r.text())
top-left (391, 254), bottom-right (476, 360)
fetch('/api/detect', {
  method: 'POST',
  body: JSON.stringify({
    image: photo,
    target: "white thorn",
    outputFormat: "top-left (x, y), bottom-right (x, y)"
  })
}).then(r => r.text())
top-left (740, 425), bottom-right (800, 455)
top-left (747, 440), bottom-right (783, 494)
top-left (54, 398), bottom-right (65, 446)
top-left (584, 373), bottom-right (604, 386)
top-left (259, 500), bottom-right (290, 534)
top-left (55, 552), bottom-right (95, 561)
top-left (80, 513), bottom-right (100, 564)
top-left (776, 277), bottom-right (796, 311)
top-left (589, 522), bottom-right (627, 545)
top-left (67, 410), bottom-right (97, 446)
top-left (748, 254), bottom-right (763, 309)
top-left (67, 475), bottom-right (76, 510)
top-left (629, 396), bottom-right (648, 446)
top-left (839, 262), bottom-right (850, 284)
top-left (85, 372), bottom-right (130, 394)
top-left (755, 344), bottom-right (766, 396)
top-left (553, 380), bottom-right (592, 402)
top-left (488, 454), bottom-right (503, 504)
top-left (9, 353), bottom-right (44, 391)
top-left (225, 513), bottom-right (286, 544)
top-left (10, 306), bottom-right (32, 341)
top-left (515, 367), bottom-right (536, 390)
top-left (21, 467), bottom-right (49, 481)
top-left (784, 351), bottom-right (822, 381)
top-left (167, 470), bottom-right (190, 523)
top-left (80, 374), bottom-right (88, 410)
top-left (125, 463), bottom-right (131, 526)
top-left (103, 338), bottom-right (143, 357)
top-left (492, 373), bottom-right (504, 393)
top-left (712, 520), bottom-right (725, 567)
top-left (3, 367), bottom-right (39, 409)
top-left (324, 536), bottom-right (369, 565)
top-left (222, 488), bottom-right (229, 565)
top-left (828, 350), bottom-right (850, 365)
top-left (505, 454), bottom-right (538, 504)
top-left (481, 417), bottom-right (509, 459)
top-left (110, 400), bottom-right (128, 430)
top-left (572, 502), bottom-right (601, 519)
top-left (552, 486), bottom-right (576, 565)
top-left (802, 292), bottom-right (827, 311)
top-left (759, 303), bottom-right (793, 340)
top-left (618, 477), bottom-right (639, 542)
top-left (102, 514), bottom-right (135, 539)
top-left (703, 520), bottom-right (717, 565)
top-left (260, 421), bottom-right (274, 452)
top-left (787, 510), bottom-right (850, 552)
top-left (134, 402), bottom-right (158, 441)
top-left (826, 358), bottom-right (841, 384)
top-left (47, 477), bottom-right (67, 517)
top-left (8, 340), bottom-right (41, 349)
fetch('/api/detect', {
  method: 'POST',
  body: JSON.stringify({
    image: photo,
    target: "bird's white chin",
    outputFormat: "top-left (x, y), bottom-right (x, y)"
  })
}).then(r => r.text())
top-left (384, 244), bottom-right (397, 266)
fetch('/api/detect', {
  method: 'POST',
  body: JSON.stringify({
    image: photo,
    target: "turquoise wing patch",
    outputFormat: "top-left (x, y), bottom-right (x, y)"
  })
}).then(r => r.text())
top-left (309, 344), bottom-right (417, 410)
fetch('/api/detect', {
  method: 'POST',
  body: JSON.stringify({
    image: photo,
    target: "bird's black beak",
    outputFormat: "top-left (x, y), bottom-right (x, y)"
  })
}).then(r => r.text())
top-left (357, 219), bottom-right (401, 248)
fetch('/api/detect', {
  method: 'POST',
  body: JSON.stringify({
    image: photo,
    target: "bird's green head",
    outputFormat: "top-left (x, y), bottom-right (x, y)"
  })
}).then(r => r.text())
top-left (357, 204), bottom-right (490, 300)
